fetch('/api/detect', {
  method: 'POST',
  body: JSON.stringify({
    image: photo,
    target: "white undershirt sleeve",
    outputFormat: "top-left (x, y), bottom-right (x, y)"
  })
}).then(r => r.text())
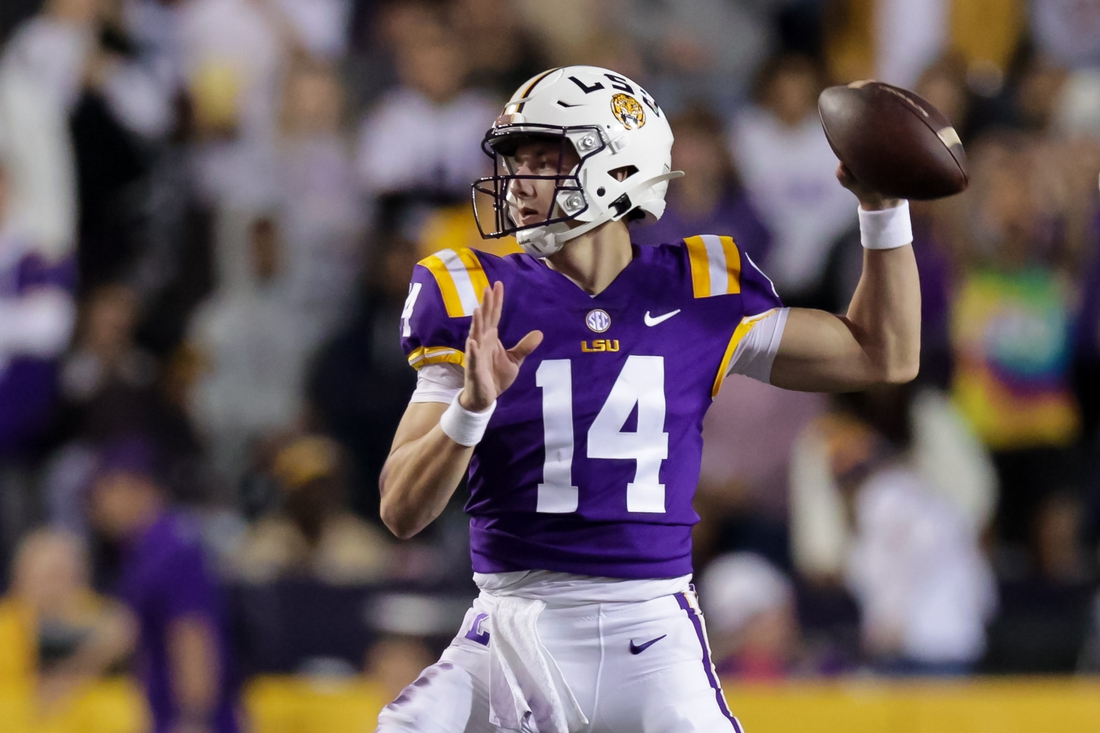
top-left (410, 363), bottom-right (465, 403)
top-left (726, 307), bottom-right (789, 385)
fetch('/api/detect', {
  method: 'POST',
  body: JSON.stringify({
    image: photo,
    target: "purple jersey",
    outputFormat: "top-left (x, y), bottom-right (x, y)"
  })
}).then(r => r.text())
top-left (117, 513), bottom-right (239, 733)
top-left (400, 239), bottom-right (782, 578)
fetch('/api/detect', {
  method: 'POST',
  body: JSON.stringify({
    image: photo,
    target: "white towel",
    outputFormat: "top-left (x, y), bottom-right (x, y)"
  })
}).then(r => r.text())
top-left (487, 596), bottom-right (589, 733)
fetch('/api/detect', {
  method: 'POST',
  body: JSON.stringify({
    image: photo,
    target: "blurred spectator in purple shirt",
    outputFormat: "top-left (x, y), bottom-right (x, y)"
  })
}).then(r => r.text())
top-left (631, 106), bottom-right (771, 266)
top-left (87, 436), bottom-right (240, 733)
top-left (0, 160), bottom-right (77, 457)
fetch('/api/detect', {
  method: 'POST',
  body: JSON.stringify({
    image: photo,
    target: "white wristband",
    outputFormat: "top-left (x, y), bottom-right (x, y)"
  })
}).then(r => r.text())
top-left (858, 200), bottom-right (912, 250)
top-left (440, 392), bottom-right (497, 447)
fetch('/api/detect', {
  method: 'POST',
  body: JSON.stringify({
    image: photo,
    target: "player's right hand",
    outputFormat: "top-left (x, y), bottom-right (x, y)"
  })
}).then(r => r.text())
top-left (835, 163), bottom-right (902, 211)
top-left (460, 281), bottom-right (543, 412)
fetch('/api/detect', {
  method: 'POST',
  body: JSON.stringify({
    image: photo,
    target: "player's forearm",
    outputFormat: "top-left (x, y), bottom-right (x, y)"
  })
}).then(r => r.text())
top-left (844, 244), bottom-right (921, 384)
top-left (379, 425), bottom-right (473, 539)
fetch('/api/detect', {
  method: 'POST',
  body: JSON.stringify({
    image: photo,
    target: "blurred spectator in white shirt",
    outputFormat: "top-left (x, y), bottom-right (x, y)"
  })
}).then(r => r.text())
top-left (730, 54), bottom-right (855, 307)
top-left (821, 403), bottom-right (997, 674)
top-left (875, 0), bottom-right (948, 88)
top-left (0, 1), bottom-right (84, 261)
top-left (355, 4), bottom-right (496, 204)
top-left (2, 0), bottom-right (170, 138)
top-left (277, 58), bottom-right (366, 341)
top-left (187, 216), bottom-right (322, 488)
top-left (791, 385), bottom-right (997, 583)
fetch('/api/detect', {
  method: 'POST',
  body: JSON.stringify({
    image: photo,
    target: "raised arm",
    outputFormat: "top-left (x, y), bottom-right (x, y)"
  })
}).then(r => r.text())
top-left (380, 282), bottom-right (542, 539)
top-left (769, 166), bottom-right (921, 392)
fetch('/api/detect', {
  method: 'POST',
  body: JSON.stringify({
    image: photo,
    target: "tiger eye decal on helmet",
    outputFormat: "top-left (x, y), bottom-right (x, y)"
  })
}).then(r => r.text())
top-left (611, 93), bottom-right (646, 130)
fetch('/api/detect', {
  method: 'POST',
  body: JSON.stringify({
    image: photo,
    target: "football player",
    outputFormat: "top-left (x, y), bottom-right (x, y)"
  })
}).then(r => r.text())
top-left (377, 66), bottom-right (919, 732)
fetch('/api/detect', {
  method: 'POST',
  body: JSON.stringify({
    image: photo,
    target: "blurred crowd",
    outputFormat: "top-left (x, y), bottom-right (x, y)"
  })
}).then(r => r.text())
top-left (2, 0), bottom-right (1100, 727)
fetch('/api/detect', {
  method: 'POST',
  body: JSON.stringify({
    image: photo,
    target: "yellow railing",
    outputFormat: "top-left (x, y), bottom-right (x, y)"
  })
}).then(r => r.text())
top-left (725, 679), bottom-right (1100, 733)
top-left (2, 677), bottom-right (1099, 732)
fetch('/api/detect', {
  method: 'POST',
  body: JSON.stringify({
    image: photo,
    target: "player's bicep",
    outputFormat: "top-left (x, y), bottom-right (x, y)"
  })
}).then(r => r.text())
top-left (769, 308), bottom-right (881, 392)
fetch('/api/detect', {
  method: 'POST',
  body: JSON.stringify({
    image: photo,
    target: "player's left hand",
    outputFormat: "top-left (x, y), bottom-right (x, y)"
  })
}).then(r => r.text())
top-left (836, 163), bottom-right (903, 211)
top-left (460, 281), bottom-right (543, 412)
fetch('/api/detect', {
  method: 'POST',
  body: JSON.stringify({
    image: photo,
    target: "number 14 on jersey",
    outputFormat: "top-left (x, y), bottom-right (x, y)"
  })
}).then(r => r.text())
top-left (535, 356), bottom-right (669, 514)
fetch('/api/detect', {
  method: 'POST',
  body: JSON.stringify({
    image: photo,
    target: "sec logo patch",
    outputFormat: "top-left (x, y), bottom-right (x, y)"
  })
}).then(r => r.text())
top-left (586, 309), bottom-right (611, 333)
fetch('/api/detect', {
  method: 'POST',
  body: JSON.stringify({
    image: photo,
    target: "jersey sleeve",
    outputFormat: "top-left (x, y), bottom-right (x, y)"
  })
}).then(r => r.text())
top-left (400, 248), bottom-right (489, 370)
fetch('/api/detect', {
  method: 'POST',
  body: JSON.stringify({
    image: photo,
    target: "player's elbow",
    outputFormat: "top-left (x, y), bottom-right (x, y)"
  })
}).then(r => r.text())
top-left (379, 499), bottom-right (421, 540)
top-left (883, 364), bottom-right (919, 385)
top-left (879, 355), bottom-right (920, 385)
top-left (378, 475), bottom-right (423, 540)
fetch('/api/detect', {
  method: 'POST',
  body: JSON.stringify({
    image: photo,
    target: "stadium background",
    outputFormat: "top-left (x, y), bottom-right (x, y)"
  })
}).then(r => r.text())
top-left (1, 0), bottom-right (1100, 731)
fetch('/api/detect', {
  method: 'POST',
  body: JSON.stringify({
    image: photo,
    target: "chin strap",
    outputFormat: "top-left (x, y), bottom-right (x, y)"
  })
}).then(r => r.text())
top-left (518, 171), bottom-right (685, 258)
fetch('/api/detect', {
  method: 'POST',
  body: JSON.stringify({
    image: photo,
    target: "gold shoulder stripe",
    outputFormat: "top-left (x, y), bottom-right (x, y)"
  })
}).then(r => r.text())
top-left (455, 248), bottom-right (490, 302)
top-left (719, 236), bottom-right (742, 295)
top-left (407, 346), bottom-right (466, 370)
top-left (712, 308), bottom-right (778, 397)
top-left (685, 236), bottom-right (711, 297)
top-left (684, 235), bottom-right (742, 298)
top-left (418, 248), bottom-right (488, 318)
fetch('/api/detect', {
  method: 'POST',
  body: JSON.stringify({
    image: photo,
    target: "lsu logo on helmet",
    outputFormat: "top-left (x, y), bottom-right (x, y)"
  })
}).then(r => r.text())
top-left (611, 93), bottom-right (646, 129)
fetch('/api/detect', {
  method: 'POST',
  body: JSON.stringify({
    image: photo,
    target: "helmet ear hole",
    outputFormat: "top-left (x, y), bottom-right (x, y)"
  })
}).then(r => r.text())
top-left (609, 165), bottom-right (639, 182)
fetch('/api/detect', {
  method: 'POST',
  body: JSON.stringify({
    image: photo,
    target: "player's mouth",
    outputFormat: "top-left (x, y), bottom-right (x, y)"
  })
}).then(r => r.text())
top-left (516, 206), bottom-right (545, 225)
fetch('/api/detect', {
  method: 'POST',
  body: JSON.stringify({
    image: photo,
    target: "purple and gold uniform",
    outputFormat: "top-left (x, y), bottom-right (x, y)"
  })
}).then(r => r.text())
top-left (401, 238), bottom-right (782, 579)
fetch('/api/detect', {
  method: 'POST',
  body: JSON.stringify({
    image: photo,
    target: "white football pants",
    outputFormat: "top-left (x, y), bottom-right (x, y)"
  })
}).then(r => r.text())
top-left (375, 589), bottom-right (744, 733)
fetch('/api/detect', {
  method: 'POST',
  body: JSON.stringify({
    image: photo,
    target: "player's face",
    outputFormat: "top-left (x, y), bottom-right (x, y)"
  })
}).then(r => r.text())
top-left (506, 139), bottom-right (581, 228)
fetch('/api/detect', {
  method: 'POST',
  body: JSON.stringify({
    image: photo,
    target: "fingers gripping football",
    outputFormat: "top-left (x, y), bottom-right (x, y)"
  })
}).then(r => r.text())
top-left (460, 281), bottom-right (543, 412)
top-left (835, 163), bottom-right (902, 211)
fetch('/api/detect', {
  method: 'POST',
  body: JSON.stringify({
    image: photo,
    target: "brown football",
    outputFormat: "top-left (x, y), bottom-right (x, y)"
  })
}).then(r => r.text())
top-left (818, 81), bottom-right (968, 200)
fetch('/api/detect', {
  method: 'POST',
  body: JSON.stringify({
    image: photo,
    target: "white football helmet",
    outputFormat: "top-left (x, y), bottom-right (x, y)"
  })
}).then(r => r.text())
top-left (472, 66), bottom-right (683, 258)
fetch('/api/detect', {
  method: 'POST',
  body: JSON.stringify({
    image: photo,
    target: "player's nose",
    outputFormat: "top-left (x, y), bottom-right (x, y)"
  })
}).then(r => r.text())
top-left (508, 172), bottom-right (536, 199)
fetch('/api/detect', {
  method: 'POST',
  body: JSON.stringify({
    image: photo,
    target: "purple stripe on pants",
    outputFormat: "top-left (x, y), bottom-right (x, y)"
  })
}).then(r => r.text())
top-left (676, 592), bottom-right (743, 733)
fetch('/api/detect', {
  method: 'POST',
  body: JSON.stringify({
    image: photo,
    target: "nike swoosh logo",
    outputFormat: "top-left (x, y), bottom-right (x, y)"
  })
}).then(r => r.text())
top-left (644, 309), bottom-right (681, 327)
top-left (629, 635), bottom-right (667, 655)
